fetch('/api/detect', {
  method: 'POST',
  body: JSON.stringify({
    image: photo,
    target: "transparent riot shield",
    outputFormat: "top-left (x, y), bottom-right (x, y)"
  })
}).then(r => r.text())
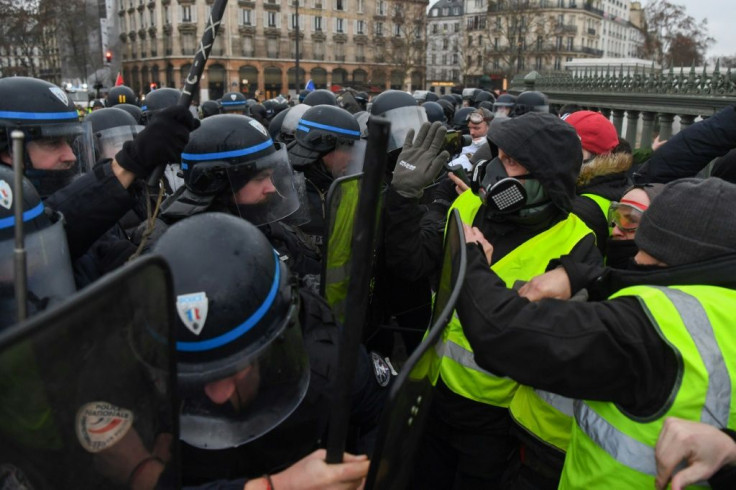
top-left (320, 172), bottom-right (363, 324)
top-left (364, 208), bottom-right (467, 490)
top-left (0, 256), bottom-right (178, 489)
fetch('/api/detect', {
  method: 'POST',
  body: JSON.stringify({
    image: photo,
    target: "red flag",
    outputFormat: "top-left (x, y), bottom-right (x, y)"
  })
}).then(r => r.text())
top-left (115, 72), bottom-right (124, 86)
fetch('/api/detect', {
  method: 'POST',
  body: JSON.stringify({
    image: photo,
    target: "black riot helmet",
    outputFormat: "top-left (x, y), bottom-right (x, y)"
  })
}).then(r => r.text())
top-left (452, 107), bottom-right (475, 134)
top-left (422, 101), bottom-right (446, 124)
top-left (114, 103), bottom-right (145, 124)
top-left (437, 99), bottom-right (456, 123)
top-left (473, 90), bottom-right (496, 107)
top-left (0, 77), bottom-right (95, 197)
top-left (370, 89), bottom-right (427, 153)
top-left (425, 92), bottom-right (439, 102)
top-left (354, 92), bottom-right (369, 111)
top-left (280, 104), bottom-right (310, 144)
top-left (268, 108), bottom-right (289, 142)
top-left (220, 92), bottom-right (248, 113)
top-left (289, 105), bottom-right (363, 176)
top-left (0, 165), bottom-right (75, 329)
top-left (84, 107), bottom-right (143, 162)
top-left (200, 100), bottom-right (221, 119)
top-left (181, 114), bottom-right (300, 225)
top-left (141, 87), bottom-right (180, 115)
top-left (154, 212), bottom-right (309, 449)
top-left (106, 85), bottom-right (139, 107)
top-left (303, 89), bottom-right (338, 107)
top-left (512, 91), bottom-right (549, 117)
top-left (462, 88), bottom-right (481, 104)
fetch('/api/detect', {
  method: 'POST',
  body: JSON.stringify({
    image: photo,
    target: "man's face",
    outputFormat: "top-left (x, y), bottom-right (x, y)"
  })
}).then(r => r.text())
top-left (495, 107), bottom-right (511, 117)
top-left (322, 146), bottom-right (353, 178)
top-left (203, 364), bottom-right (261, 411)
top-left (26, 138), bottom-right (77, 170)
top-left (234, 169), bottom-right (276, 205)
top-left (497, 148), bottom-right (529, 177)
top-left (468, 121), bottom-right (489, 141)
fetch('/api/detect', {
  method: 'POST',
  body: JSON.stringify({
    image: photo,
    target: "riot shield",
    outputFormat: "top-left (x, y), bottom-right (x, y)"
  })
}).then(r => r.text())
top-left (364, 208), bottom-right (467, 490)
top-left (0, 256), bottom-right (179, 489)
top-left (320, 172), bottom-right (363, 324)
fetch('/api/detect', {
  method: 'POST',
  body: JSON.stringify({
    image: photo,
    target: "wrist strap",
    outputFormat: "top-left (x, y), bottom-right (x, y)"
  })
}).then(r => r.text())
top-left (127, 456), bottom-right (164, 487)
top-left (262, 474), bottom-right (275, 490)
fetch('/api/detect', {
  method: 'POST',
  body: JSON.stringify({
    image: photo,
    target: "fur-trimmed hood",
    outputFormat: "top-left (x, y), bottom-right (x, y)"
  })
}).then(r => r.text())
top-left (577, 152), bottom-right (633, 188)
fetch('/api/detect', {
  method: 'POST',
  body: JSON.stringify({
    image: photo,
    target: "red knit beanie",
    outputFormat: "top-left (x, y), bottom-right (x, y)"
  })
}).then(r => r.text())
top-left (562, 110), bottom-right (619, 155)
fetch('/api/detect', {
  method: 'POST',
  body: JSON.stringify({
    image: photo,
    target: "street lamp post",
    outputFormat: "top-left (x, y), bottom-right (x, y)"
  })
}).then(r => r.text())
top-left (295, 0), bottom-right (301, 93)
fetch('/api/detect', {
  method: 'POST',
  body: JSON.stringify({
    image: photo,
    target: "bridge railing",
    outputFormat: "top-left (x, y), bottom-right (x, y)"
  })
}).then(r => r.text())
top-left (508, 64), bottom-right (736, 149)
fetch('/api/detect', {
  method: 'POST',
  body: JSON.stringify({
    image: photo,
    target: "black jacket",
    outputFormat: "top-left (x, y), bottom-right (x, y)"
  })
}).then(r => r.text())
top-left (635, 105), bottom-right (736, 184)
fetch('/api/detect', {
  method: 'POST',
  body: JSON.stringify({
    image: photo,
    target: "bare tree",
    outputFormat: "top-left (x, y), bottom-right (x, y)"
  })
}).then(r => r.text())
top-left (374, 0), bottom-right (428, 91)
top-left (638, 0), bottom-right (713, 66)
top-left (483, 0), bottom-right (557, 81)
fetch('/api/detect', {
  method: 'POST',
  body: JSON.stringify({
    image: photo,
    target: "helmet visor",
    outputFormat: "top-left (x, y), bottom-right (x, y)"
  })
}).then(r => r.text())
top-left (179, 319), bottom-right (310, 449)
top-left (335, 139), bottom-right (367, 177)
top-left (0, 217), bottom-right (76, 329)
top-left (94, 125), bottom-right (144, 161)
top-left (382, 106), bottom-right (428, 153)
top-left (26, 120), bottom-right (96, 173)
top-left (227, 145), bottom-right (301, 226)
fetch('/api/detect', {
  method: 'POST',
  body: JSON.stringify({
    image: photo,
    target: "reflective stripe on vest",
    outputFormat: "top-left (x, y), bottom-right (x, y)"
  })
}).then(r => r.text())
top-left (560, 285), bottom-right (736, 489)
top-left (427, 190), bottom-right (594, 406)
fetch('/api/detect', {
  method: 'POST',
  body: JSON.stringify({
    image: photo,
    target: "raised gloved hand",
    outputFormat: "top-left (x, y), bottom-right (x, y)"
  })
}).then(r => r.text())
top-left (115, 105), bottom-right (200, 178)
top-left (391, 121), bottom-right (450, 199)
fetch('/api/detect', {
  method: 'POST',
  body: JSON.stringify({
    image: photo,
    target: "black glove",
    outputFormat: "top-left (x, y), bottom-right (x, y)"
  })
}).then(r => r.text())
top-left (115, 105), bottom-right (200, 178)
top-left (391, 121), bottom-right (450, 199)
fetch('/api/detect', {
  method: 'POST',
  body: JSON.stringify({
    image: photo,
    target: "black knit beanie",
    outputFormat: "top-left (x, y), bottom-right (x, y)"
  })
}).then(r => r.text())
top-left (635, 178), bottom-right (736, 265)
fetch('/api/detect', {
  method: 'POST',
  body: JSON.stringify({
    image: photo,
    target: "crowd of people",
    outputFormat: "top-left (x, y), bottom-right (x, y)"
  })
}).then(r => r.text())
top-left (1, 75), bottom-right (736, 489)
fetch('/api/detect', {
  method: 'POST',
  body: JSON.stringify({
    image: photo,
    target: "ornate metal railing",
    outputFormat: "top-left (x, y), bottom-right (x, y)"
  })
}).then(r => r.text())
top-left (508, 63), bottom-right (736, 148)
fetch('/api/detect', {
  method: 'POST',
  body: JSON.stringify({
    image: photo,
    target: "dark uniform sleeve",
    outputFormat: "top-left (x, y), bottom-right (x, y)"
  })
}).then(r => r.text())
top-left (710, 429), bottom-right (736, 490)
top-left (457, 244), bottom-right (678, 418)
top-left (45, 162), bottom-right (136, 259)
top-left (384, 187), bottom-right (445, 282)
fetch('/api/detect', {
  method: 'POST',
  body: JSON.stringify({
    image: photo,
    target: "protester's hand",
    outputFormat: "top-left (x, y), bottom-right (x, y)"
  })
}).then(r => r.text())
top-left (259, 449), bottom-right (369, 490)
top-left (518, 267), bottom-right (572, 301)
top-left (463, 223), bottom-right (493, 265)
top-left (392, 121), bottom-right (450, 199)
top-left (655, 417), bottom-right (736, 490)
top-left (115, 105), bottom-right (200, 178)
top-left (448, 171), bottom-right (469, 195)
top-left (652, 135), bottom-right (668, 151)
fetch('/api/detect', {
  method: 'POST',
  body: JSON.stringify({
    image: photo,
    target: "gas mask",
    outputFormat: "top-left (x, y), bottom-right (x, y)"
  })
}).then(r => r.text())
top-left (471, 157), bottom-right (548, 215)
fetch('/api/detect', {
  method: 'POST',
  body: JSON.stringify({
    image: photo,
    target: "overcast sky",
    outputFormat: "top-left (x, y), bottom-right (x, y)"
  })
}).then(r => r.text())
top-left (677, 0), bottom-right (735, 59)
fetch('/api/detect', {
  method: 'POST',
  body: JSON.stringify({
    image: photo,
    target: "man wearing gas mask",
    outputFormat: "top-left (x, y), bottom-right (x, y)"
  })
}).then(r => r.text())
top-left (384, 114), bottom-right (602, 489)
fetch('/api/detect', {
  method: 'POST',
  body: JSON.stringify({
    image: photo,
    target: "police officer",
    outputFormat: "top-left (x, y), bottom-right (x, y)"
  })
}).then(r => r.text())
top-left (106, 85), bottom-right (139, 107)
top-left (369, 90), bottom-right (427, 163)
top-left (0, 77), bottom-right (198, 261)
top-left (384, 115), bottom-right (600, 489)
top-left (512, 90), bottom-right (550, 116)
top-left (287, 104), bottom-right (363, 243)
top-left (220, 91), bottom-right (248, 114)
top-left (153, 212), bottom-right (390, 485)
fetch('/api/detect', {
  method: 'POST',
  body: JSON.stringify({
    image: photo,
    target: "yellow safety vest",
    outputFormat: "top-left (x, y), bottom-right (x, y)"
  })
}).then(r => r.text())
top-left (428, 190), bottom-right (594, 407)
top-left (559, 284), bottom-right (736, 489)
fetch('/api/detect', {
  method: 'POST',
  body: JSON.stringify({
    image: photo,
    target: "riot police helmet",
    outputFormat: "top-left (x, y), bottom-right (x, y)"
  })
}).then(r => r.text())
top-left (200, 100), bottom-right (221, 119)
top-left (512, 91), bottom-right (549, 117)
top-left (493, 93), bottom-right (516, 117)
top-left (0, 166), bottom-right (75, 329)
top-left (268, 108), bottom-right (288, 142)
top-left (437, 99), bottom-right (456, 123)
top-left (114, 103), bottom-right (145, 124)
top-left (369, 89), bottom-right (427, 153)
top-left (106, 85), bottom-right (139, 107)
top-left (422, 101), bottom-right (446, 124)
top-left (303, 89), bottom-right (338, 107)
top-left (0, 77), bottom-right (95, 197)
top-left (220, 92), bottom-right (248, 113)
top-left (141, 87), bottom-right (180, 115)
top-left (473, 90), bottom-right (496, 107)
top-left (452, 107), bottom-right (475, 133)
top-left (154, 212), bottom-right (309, 449)
top-left (290, 105), bottom-right (364, 177)
top-left (84, 107), bottom-right (144, 162)
top-left (181, 114), bottom-right (300, 225)
top-left (280, 104), bottom-right (310, 144)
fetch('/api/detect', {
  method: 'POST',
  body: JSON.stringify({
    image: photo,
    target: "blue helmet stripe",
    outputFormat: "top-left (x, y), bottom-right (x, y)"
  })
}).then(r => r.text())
top-left (0, 110), bottom-right (79, 121)
top-left (298, 119), bottom-right (360, 137)
top-left (0, 202), bottom-right (45, 230)
top-left (140, 105), bottom-right (148, 111)
top-left (181, 139), bottom-right (273, 161)
top-left (221, 101), bottom-right (246, 106)
top-left (296, 124), bottom-right (310, 133)
top-left (177, 250), bottom-right (281, 352)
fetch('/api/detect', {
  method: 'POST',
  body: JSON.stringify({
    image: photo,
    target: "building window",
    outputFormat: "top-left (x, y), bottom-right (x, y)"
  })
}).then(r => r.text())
top-left (180, 5), bottom-right (193, 23)
top-left (290, 13), bottom-right (300, 29)
top-left (432, 24), bottom-right (438, 34)
top-left (375, 21), bottom-right (383, 36)
top-left (181, 32), bottom-right (195, 54)
top-left (335, 41), bottom-right (344, 60)
top-left (240, 9), bottom-right (252, 26)
top-left (267, 37), bottom-right (278, 57)
top-left (567, 37), bottom-right (573, 50)
top-left (336, 17), bottom-right (343, 33)
top-left (314, 16), bottom-right (322, 31)
top-left (243, 36), bottom-right (254, 56)
top-left (393, 23), bottom-right (400, 37)
top-left (454, 22), bottom-right (459, 32)
top-left (357, 0), bottom-right (364, 13)
top-left (535, 56), bottom-right (542, 69)
top-left (335, 0), bottom-right (344, 10)
top-left (377, 1), bottom-right (385, 16)
top-left (356, 19), bottom-right (364, 34)
top-left (356, 43), bottom-right (364, 61)
top-left (164, 5), bottom-right (170, 24)
top-left (149, 9), bottom-right (155, 26)
top-left (314, 40), bottom-right (324, 59)
top-left (268, 11), bottom-right (278, 27)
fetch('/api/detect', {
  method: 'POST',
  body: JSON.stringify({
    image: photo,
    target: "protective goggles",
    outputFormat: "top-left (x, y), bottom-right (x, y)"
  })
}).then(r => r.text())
top-left (466, 112), bottom-right (490, 124)
top-left (608, 199), bottom-right (647, 232)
